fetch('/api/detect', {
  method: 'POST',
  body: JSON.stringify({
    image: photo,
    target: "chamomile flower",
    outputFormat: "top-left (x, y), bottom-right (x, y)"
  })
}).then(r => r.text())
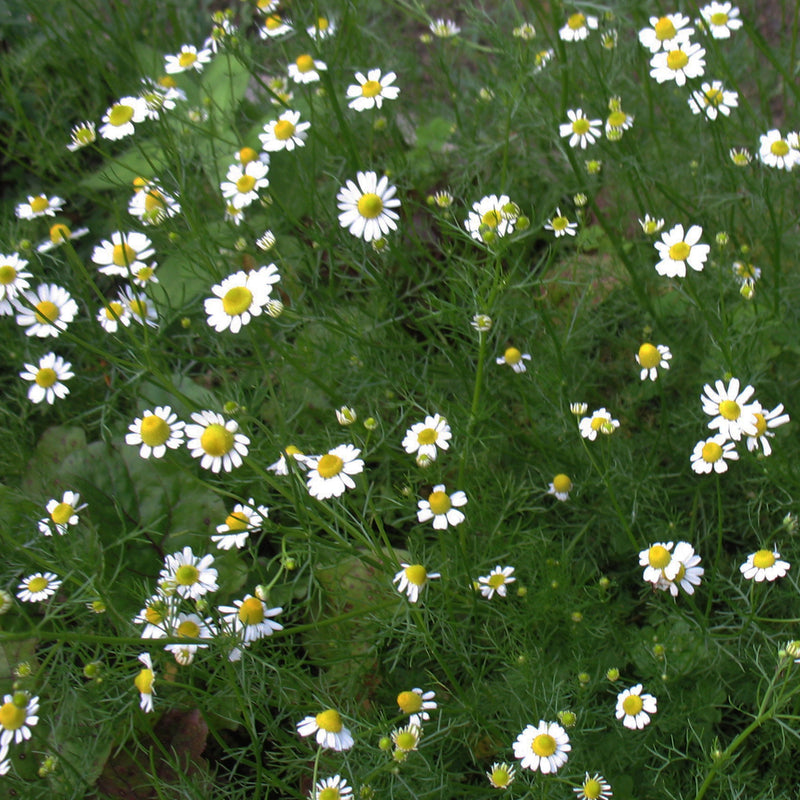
top-left (134, 653), bottom-right (156, 712)
top-left (513, 23), bottom-right (536, 40)
top-left (650, 43), bottom-right (706, 86)
top-left (393, 563), bottom-right (440, 603)
top-left (638, 214), bottom-right (665, 235)
top-left (16, 194), bottom-right (65, 220)
top-left (15, 283), bottom-right (78, 338)
top-left (19, 352), bottom-right (73, 405)
top-left (37, 491), bottom-right (84, 536)
top-left (117, 285), bottom-right (158, 327)
top-left (559, 109), bottom-right (602, 149)
top-left (638, 14), bottom-right (694, 52)
top-left (17, 572), bottom-right (61, 603)
top-left (92, 231), bottom-right (155, 277)
top-left (311, 775), bottom-right (352, 800)
top-left (219, 595), bottom-right (283, 643)
top-left (513, 720), bottom-right (571, 773)
top-left (128, 181), bottom-right (181, 224)
top-left (429, 18), bottom-right (460, 38)
top-left (397, 687), bottom-right (437, 720)
top-left (138, 79), bottom-right (178, 120)
top-left (616, 684), bottom-right (657, 729)
top-left (534, 48), bottom-right (555, 70)
top-left (574, 772), bottom-right (613, 799)
top-left (99, 96), bottom-right (149, 140)
top-left (417, 484), bottom-right (467, 529)
top-left (496, 347), bottom-right (531, 373)
top-left (740, 549), bottom-right (790, 582)
top-left (67, 120), bottom-right (96, 151)
top-left (570, 402), bottom-right (588, 416)
top-left (402, 414), bottom-right (451, 461)
top-left (699, 3), bottom-right (742, 38)
top-left (306, 444), bottom-right (364, 500)
top-left (688, 81), bottom-right (739, 120)
top-left (545, 209), bottom-right (578, 237)
top-left (164, 44), bottom-right (212, 74)
top-left (267, 445), bottom-right (307, 475)
top-left (636, 343), bottom-right (671, 381)
top-left (160, 547), bottom-right (218, 600)
top-left (307, 16), bottom-right (336, 40)
top-left (690, 434), bottom-right (739, 474)
top-left (559, 12), bottom-right (598, 42)
top-left (0, 253), bottom-right (31, 314)
top-left (758, 129), bottom-right (800, 170)
top-left (732, 261), bottom-right (761, 292)
top-left (186, 410), bottom-right (249, 473)
top-left (296, 709), bottom-right (354, 751)
top-left (133, 592), bottom-right (178, 639)
top-left (655, 541), bottom-right (704, 596)
top-left (346, 69), bottom-right (400, 111)
top-left (36, 223), bottom-right (89, 253)
top-left (654, 224), bottom-right (710, 277)
top-left (96, 299), bottom-right (130, 333)
top-left (392, 722), bottom-right (421, 753)
top-left (259, 110), bottom-right (310, 152)
top-left (579, 408), bottom-right (620, 440)
top-left (337, 171), bottom-right (400, 242)
top-left (259, 14), bottom-right (291, 38)
top-left (487, 762), bottom-right (516, 789)
top-left (220, 160), bottom-right (270, 209)
top-left (639, 541), bottom-right (679, 584)
top-left (288, 54), bottom-right (327, 84)
top-left (746, 404), bottom-right (790, 456)
top-left (0, 693), bottom-right (39, 746)
top-left (465, 194), bottom-right (518, 242)
top-left (548, 474), bottom-right (573, 501)
top-left (605, 97), bottom-right (634, 139)
top-left (730, 147), bottom-right (752, 166)
top-left (701, 377), bottom-right (760, 440)
top-left (204, 264), bottom-right (279, 333)
top-left (212, 499), bottom-right (269, 550)
top-left (478, 566), bottom-right (516, 599)
top-left (126, 406), bottom-right (185, 459)
top-left (163, 612), bottom-right (215, 664)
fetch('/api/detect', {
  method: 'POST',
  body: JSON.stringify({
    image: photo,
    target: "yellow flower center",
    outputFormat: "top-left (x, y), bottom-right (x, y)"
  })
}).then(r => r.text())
top-left (178, 51), bottom-right (197, 68)
top-left (285, 444), bottom-right (302, 456)
top-left (316, 17), bottom-right (330, 31)
top-left (273, 119), bottom-right (296, 140)
top-left (531, 733), bottom-right (556, 757)
top-left (417, 427), bottom-right (438, 445)
top-left (668, 241), bottom-right (691, 261)
top-left (134, 668), bottom-right (154, 694)
top-left (361, 80), bottom-right (382, 98)
top-left (567, 13), bottom-right (585, 30)
top-left (238, 597), bottom-right (265, 625)
top-left (481, 209), bottom-right (501, 228)
top-left (27, 577), bottom-right (48, 593)
top-left (158, 75), bottom-right (177, 88)
top-left (222, 285), bottom-right (253, 316)
top-left (488, 573), bottom-right (506, 589)
top-left (317, 453), bottom-right (344, 479)
top-left (753, 549), bottom-right (776, 569)
top-left (705, 88), bottom-right (723, 106)
top-left (35, 300), bottom-right (59, 323)
top-left (315, 709), bottom-right (343, 732)
top-left (583, 778), bottom-right (603, 798)
top-left (144, 190), bottom-right (165, 213)
top-left (427, 490), bottom-right (451, 515)
top-left (112, 243), bottom-right (137, 267)
top-left (504, 347), bottom-right (522, 365)
top-left (225, 511), bottom-right (250, 531)
top-left (177, 619), bottom-right (200, 637)
top-left (667, 50), bottom-right (689, 71)
top-left (397, 691), bottom-right (423, 713)
top-left (0, 702), bottom-right (27, 730)
top-left (753, 413), bottom-right (768, 437)
top-left (638, 343), bottom-right (660, 369)
top-left (572, 117), bottom-right (591, 135)
top-left (30, 195), bottom-right (49, 213)
top-left (109, 104), bottom-right (134, 127)
top-left (104, 301), bottom-right (124, 320)
top-left (145, 605), bottom-right (164, 624)
top-left (266, 15), bottom-right (283, 30)
top-left (648, 545), bottom-right (671, 568)
top-left (318, 789), bottom-right (339, 800)
top-left (654, 17), bottom-right (676, 40)
top-left (702, 442), bottom-right (723, 463)
top-left (771, 140), bottom-right (790, 157)
top-left (551, 216), bottom-right (569, 231)
top-left (75, 126), bottom-right (95, 144)
top-left (35, 367), bottom-right (57, 388)
top-left (622, 694), bottom-right (643, 715)
top-left (50, 502), bottom-right (74, 525)
top-left (710, 12), bottom-right (728, 25)
top-left (236, 174), bottom-right (257, 194)
top-left (674, 564), bottom-right (686, 582)
top-left (718, 399), bottom-right (740, 420)
top-left (0, 264), bottom-right (17, 284)
top-left (49, 223), bottom-right (71, 243)
top-left (404, 564), bottom-right (428, 586)
top-left (607, 110), bottom-right (627, 127)
top-left (295, 54), bottom-right (315, 73)
top-left (395, 730), bottom-right (418, 751)
top-left (239, 147), bottom-right (258, 165)
top-left (129, 298), bottom-right (149, 319)
top-left (175, 565), bottom-right (199, 586)
top-left (140, 414), bottom-right (171, 446)
top-left (590, 415), bottom-right (607, 431)
top-left (136, 266), bottom-right (154, 282)
top-left (201, 423), bottom-right (234, 457)
top-left (552, 474), bottom-right (572, 493)
top-left (357, 193), bottom-right (384, 219)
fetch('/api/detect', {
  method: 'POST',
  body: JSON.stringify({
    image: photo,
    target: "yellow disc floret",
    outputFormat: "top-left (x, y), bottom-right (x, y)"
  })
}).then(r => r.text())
top-left (404, 565), bottom-right (428, 586)
top-left (567, 13), bottom-right (586, 30)
top-left (50, 502), bottom-right (74, 525)
top-left (109, 104), bottom-right (134, 127)
top-left (35, 368), bottom-right (57, 388)
top-left (35, 300), bottom-right (59, 323)
top-left (753, 549), bottom-right (776, 569)
top-left (531, 733), bottom-right (556, 757)
top-left (417, 428), bottom-right (438, 445)
top-left (638, 343), bottom-right (660, 369)
top-left (222, 286), bottom-right (253, 316)
top-left (622, 694), bottom-right (643, 715)
top-left (361, 80), bottom-right (382, 98)
top-left (648, 545), bottom-right (671, 569)
top-left (238, 597), bottom-right (265, 625)
top-left (669, 241), bottom-right (691, 261)
top-left (295, 54), bottom-right (314, 73)
top-left (718, 400), bottom-right (740, 420)
top-left (0, 701), bottom-right (27, 730)
top-left (654, 17), bottom-right (676, 40)
top-left (357, 193), bottom-right (384, 219)
top-left (397, 691), bottom-right (422, 714)
top-left (427, 490), bottom-right (451, 515)
top-left (317, 454), bottom-right (344, 479)
top-left (667, 50), bottom-right (689, 71)
top-left (201, 424), bottom-right (234, 456)
top-left (315, 709), bottom-right (342, 732)
top-left (273, 120), bottom-right (296, 140)
top-left (140, 414), bottom-right (170, 446)
top-left (702, 442), bottom-right (723, 463)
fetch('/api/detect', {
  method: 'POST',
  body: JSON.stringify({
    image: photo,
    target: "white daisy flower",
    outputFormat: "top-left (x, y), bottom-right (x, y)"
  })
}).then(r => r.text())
top-left (578, 408), bottom-right (620, 440)
top-left (296, 709), bottom-right (354, 751)
top-left (464, 194), bottom-right (518, 243)
top-left (605, 97), bottom-right (634, 138)
top-left (212, 499), bottom-right (269, 550)
top-left (185, 410), bottom-right (250, 473)
top-left (655, 541), bottom-right (704, 596)
top-left (417, 484), bottom-right (467, 529)
top-left (15, 283), bottom-right (79, 338)
top-left (36, 223), bottom-right (90, 253)
top-left (559, 12), bottom-right (598, 42)
top-left (267, 445), bottom-right (307, 476)
top-left (20, 352), bottom-right (74, 405)
top-left (0, 253), bottom-right (31, 315)
top-left (688, 81), bottom-right (739, 120)
top-left (37, 490), bottom-right (85, 536)
top-left (116, 285), bottom-right (157, 327)
top-left (740, 549), bottom-right (790, 582)
top-left (306, 444), bottom-right (364, 500)
top-left (397, 687), bottom-right (437, 720)
top-left (204, 264), bottom-right (279, 334)
top-left (128, 181), bottom-right (181, 225)
top-left (160, 547), bottom-right (218, 600)
top-left (746, 404), bottom-right (790, 456)
top-left (615, 684), bottom-right (657, 729)
top-left (638, 214), bottom-right (665, 235)
top-left (164, 44), bottom-right (212, 74)
top-left (126, 406), bottom-right (185, 459)
top-left (487, 762), bottom-right (516, 789)
top-left (346, 69), bottom-right (400, 111)
top-left (311, 775), bottom-right (352, 800)
top-left (15, 194), bottom-right (65, 220)
top-left (133, 592), bottom-right (178, 639)
top-left (690, 434), bottom-right (739, 474)
top-left (337, 171), bottom-right (401, 242)
top-left (163, 612), bottom-right (216, 663)
top-left (639, 541), bottom-right (680, 584)
top-left (544, 208), bottom-right (578, 237)
top-left (699, 2), bottom-right (742, 38)
top-left (513, 720), bottom-right (571, 773)
top-left (259, 110), bottom-right (310, 152)
top-left (138, 79), bottom-right (178, 120)
top-left (99, 96), bottom-right (149, 140)
top-left (496, 346), bottom-right (532, 373)
top-left (219, 595), bottom-right (283, 643)
top-left (392, 722), bottom-right (422, 752)
top-left (559, 109), bottom-right (602, 149)
top-left (92, 231), bottom-right (155, 278)
top-left (67, 120), bottom-right (96, 151)
top-left (574, 772), bottom-right (612, 800)
top-left (220, 160), bottom-right (270, 210)
top-left (701, 377), bottom-right (760, 440)
top-left (0, 693), bottom-right (40, 746)
top-left (288, 54), bottom-right (327, 84)
top-left (758, 129), bottom-right (800, 170)
top-left (134, 653), bottom-right (156, 712)
top-left (97, 299), bottom-right (132, 333)
top-left (654, 224), bottom-right (710, 277)
top-left (16, 573), bottom-right (61, 603)
top-left (636, 343), bottom-right (671, 381)
top-left (548, 474), bottom-right (573, 501)
top-left (402, 414), bottom-right (451, 461)
top-left (259, 14), bottom-right (292, 38)
top-left (638, 13), bottom-right (694, 52)
top-left (429, 18), bottom-right (460, 38)
top-left (478, 565), bottom-right (516, 598)
top-left (393, 563), bottom-right (440, 603)
top-left (307, 16), bottom-right (336, 40)
top-left (649, 42), bottom-right (706, 86)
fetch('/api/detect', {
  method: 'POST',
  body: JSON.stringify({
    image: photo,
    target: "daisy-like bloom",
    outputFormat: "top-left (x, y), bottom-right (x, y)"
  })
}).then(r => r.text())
top-left (429, 18), bottom-right (460, 38)
top-left (186, 410), bottom-right (250, 473)
top-left (67, 120), bottom-right (96, 151)
top-left (335, 407), bottom-right (357, 426)
top-left (471, 313), bottom-right (492, 332)
top-left (636, 343), bottom-right (671, 381)
top-left (133, 592), bottom-right (178, 639)
top-left (758, 129), bottom-right (800, 171)
top-left (288, 54), bottom-right (327, 84)
top-left (296, 709), bottom-right (354, 751)
top-left (639, 214), bottom-right (665, 235)
top-left (740, 549), bottom-right (790, 582)
top-left (346, 69), bottom-right (400, 111)
top-left (164, 44), bottom-right (212, 74)
top-left (746, 404), bottom-right (790, 456)
top-left (37, 491), bottom-right (84, 536)
top-left (616, 684), bottom-right (657, 729)
top-left (513, 720), bottom-right (571, 773)
top-left (559, 12), bottom-right (598, 42)
top-left (99, 96), bottom-right (149, 140)
top-left (605, 96), bottom-right (634, 140)
top-left (259, 110), bottom-right (310, 152)
top-left (579, 408), bottom-right (620, 440)
top-left (307, 16), bottom-right (336, 40)
top-left (465, 194), bottom-right (518, 243)
top-left (306, 444), bottom-right (364, 500)
top-left (638, 14), bottom-right (694, 52)
top-left (219, 595), bottom-right (283, 643)
top-left (545, 208), bottom-right (578, 238)
top-left (129, 181), bottom-right (181, 225)
top-left (487, 762), bottom-right (516, 789)
top-left (392, 722), bottom-right (421, 753)
top-left (311, 775), bottom-right (353, 800)
top-left (654, 224), bottom-right (710, 278)
top-left (337, 171), bottom-right (400, 242)
top-left (205, 264), bottom-right (279, 334)
top-left (559, 109), bottom-right (602, 149)
top-left (15, 283), bottom-right (78, 338)
top-left (690, 434), bottom-right (739, 474)
top-left (126, 406), bottom-right (185, 459)
top-left (19, 352), bottom-right (73, 405)
top-left (732, 260), bottom-right (761, 292)
top-left (117, 285), bottom-right (158, 327)
top-left (513, 22), bottom-right (536, 39)
top-left (138, 80), bottom-right (178, 121)
top-left (655, 541), bottom-right (704, 596)
top-left (478, 566), bottom-right (516, 599)
top-left (16, 572), bottom-right (61, 603)
top-left (701, 377), bottom-right (760, 440)
top-left (212, 499), bottom-right (269, 550)
top-left (533, 48), bottom-right (554, 70)
top-left (496, 346), bottom-right (531, 373)
top-left (417, 484), bottom-right (468, 530)
top-left (220, 160), bottom-right (270, 210)
top-left (160, 547), bottom-right (218, 600)
top-left (134, 653), bottom-right (156, 712)
top-left (574, 772), bottom-right (612, 799)
top-left (97, 299), bottom-right (132, 333)
top-left (92, 231), bottom-right (155, 277)
top-left (688, 81), bottom-right (739, 120)
top-left (639, 541), bottom-right (680, 584)
top-left (0, 693), bottom-right (39, 746)
top-left (267, 445), bottom-right (307, 476)
top-left (700, 2), bottom-right (742, 38)
top-left (729, 146), bottom-right (752, 166)
top-left (548, 474), bottom-right (573, 501)
top-left (0, 253), bottom-right (31, 315)
top-left (259, 13), bottom-right (292, 38)
top-left (393, 563), bottom-right (441, 603)
top-left (570, 402), bottom-right (588, 416)
top-left (650, 42), bottom-right (706, 86)
top-left (397, 688), bottom-right (437, 721)
top-left (36, 222), bottom-right (90, 254)
top-left (402, 414), bottom-right (451, 462)
top-left (256, 230), bottom-right (276, 251)
top-left (16, 194), bottom-right (65, 220)
top-left (224, 203), bottom-right (246, 225)
top-left (164, 612), bottom-right (216, 664)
